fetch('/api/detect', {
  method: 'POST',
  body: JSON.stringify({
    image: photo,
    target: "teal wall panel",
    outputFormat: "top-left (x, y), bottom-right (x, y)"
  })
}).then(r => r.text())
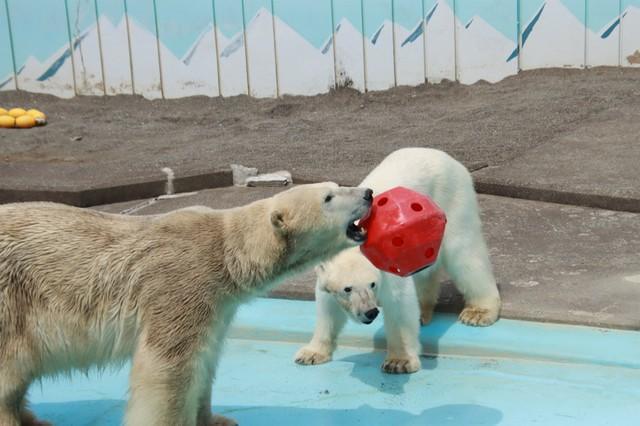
top-left (3, 0), bottom-right (639, 98)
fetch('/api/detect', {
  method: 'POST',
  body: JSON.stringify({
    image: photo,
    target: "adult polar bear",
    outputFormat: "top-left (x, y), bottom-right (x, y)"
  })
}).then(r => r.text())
top-left (295, 148), bottom-right (501, 374)
top-left (0, 183), bottom-right (372, 426)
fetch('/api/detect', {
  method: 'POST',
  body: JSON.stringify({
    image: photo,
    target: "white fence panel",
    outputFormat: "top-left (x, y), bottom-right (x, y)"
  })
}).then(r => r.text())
top-left (274, 0), bottom-right (335, 95)
top-left (124, 0), bottom-right (162, 98)
top-left (520, 0), bottom-right (586, 70)
top-left (333, 0), bottom-right (366, 91)
top-left (245, 1), bottom-right (278, 98)
top-left (455, 0), bottom-right (518, 84)
top-left (586, 0), bottom-right (621, 67)
top-left (621, 1), bottom-right (640, 67)
top-left (394, 0), bottom-right (425, 87)
top-left (425, 0), bottom-right (456, 82)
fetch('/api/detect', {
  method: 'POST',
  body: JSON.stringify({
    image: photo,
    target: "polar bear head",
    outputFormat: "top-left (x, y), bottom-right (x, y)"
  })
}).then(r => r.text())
top-left (316, 247), bottom-right (382, 324)
top-left (267, 183), bottom-right (373, 273)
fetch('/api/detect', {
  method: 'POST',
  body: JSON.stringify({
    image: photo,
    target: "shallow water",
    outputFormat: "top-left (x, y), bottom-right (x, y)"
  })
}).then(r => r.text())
top-left (31, 299), bottom-right (640, 426)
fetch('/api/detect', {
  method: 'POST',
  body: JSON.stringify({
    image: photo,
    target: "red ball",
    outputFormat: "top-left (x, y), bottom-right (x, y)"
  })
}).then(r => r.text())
top-left (359, 186), bottom-right (446, 277)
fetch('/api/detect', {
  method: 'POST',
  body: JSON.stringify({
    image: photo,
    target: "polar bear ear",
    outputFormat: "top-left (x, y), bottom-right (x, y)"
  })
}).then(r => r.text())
top-left (270, 209), bottom-right (288, 232)
top-left (315, 265), bottom-right (330, 292)
top-left (314, 263), bottom-right (328, 280)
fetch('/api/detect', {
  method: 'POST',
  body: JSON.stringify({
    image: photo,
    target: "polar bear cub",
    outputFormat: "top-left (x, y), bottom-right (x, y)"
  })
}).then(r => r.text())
top-left (295, 148), bottom-right (501, 374)
top-left (0, 183), bottom-right (372, 426)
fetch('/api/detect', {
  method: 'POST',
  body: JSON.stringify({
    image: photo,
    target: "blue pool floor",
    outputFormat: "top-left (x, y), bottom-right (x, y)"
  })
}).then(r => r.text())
top-left (30, 299), bottom-right (640, 426)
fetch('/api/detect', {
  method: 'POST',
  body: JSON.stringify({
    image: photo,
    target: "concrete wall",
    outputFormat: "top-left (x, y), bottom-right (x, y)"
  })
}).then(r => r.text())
top-left (1, 0), bottom-right (639, 99)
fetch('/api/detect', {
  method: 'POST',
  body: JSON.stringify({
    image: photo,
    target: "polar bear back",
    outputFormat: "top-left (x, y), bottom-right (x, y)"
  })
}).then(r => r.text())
top-left (359, 147), bottom-right (487, 270)
top-left (360, 148), bottom-right (476, 213)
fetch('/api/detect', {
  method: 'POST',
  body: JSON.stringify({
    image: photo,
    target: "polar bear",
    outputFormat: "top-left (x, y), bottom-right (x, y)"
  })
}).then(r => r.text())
top-left (295, 148), bottom-right (501, 374)
top-left (0, 183), bottom-right (372, 426)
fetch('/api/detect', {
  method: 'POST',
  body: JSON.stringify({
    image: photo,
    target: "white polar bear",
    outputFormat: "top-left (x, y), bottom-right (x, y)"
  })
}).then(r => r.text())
top-left (0, 183), bottom-right (372, 426)
top-left (295, 148), bottom-right (501, 374)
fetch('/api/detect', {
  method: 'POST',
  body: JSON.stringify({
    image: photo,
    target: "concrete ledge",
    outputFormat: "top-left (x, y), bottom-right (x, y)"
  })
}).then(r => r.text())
top-left (1, 157), bottom-right (635, 213)
top-left (0, 170), bottom-right (232, 207)
top-left (5, 168), bottom-right (637, 213)
top-left (474, 179), bottom-right (640, 213)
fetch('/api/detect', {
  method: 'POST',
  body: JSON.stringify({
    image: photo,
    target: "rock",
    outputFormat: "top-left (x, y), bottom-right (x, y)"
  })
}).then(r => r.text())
top-left (231, 164), bottom-right (258, 186)
top-left (246, 170), bottom-right (292, 187)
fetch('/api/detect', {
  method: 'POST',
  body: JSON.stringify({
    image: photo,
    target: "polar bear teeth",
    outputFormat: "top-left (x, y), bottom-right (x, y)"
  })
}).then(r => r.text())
top-left (346, 222), bottom-right (367, 242)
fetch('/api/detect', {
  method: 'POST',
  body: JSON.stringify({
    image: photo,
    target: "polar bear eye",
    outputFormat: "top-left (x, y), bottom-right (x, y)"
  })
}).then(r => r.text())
top-left (370, 282), bottom-right (376, 289)
top-left (344, 286), bottom-right (352, 293)
top-left (324, 194), bottom-right (334, 203)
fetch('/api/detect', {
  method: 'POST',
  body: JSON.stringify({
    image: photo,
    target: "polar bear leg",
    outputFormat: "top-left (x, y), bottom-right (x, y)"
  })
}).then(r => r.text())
top-left (207, 414), bottom-right (239, 426)
top-left (20, 408), bottom-right (52, 426)
top-left (295, 285), bottom-right (347, 366)
top-left (195, 310), bottom-right (238, 426)
top-left (413, 267), bottom-right (446, 326)
top-left (196, 378), bottom-right (214, 425)
top-left (442, 237), bottom-right (501, 327)
top-left (379, 275), bottom-right (421, 374)
top-left (196, 388), bottom-right (237, 426)
top-left (0, 374), bottom-right (22, 426)
top-left (195, 372), bottom-right (237, 426)
top-left (125, 337), bottom-right (218, 426)
top-left (0, 358), bottom-right (47, 426)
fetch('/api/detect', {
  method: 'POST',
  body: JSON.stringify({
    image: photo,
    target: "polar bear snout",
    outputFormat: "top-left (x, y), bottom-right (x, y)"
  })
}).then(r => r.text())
top-left (363, 188), bottom-right (373, 202)
top-left (350, 187), bottom-right (373, 217)
top-left (363, 307), bottom-right (379, 324)
top-left (341, 187), bottom-right (373, 243)
top-left (338, 287), bottom-right (380, 324)
top-left (356, 302), bottom-right (379, 324)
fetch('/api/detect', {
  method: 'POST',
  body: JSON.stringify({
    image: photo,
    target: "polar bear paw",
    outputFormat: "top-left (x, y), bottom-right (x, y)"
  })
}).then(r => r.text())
top-left (381, 356), bottom-right (420, 374)
top-left (420, 304), bottom-right (435, 325)
top-left (294, 346), bottom-right (332, 365)
top-left (207, 414), bottom-right (238, 426)
top-left (459, 305), bottom-right (499, 326)
top-left (21, 410), bottom-right (52, 426)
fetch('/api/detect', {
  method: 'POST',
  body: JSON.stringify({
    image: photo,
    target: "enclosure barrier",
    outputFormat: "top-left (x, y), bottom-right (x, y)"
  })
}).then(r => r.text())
top-left (1, 0), bottom-right (639, 99)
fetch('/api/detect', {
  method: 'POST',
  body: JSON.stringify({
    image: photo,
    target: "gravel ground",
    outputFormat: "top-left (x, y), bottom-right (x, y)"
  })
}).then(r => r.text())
top-left (1, 67), bottom-right (639, 187)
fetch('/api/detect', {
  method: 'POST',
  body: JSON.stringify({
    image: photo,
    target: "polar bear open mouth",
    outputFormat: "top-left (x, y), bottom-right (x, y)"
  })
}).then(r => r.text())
top-left (346, 222), bottom-right (367, 242)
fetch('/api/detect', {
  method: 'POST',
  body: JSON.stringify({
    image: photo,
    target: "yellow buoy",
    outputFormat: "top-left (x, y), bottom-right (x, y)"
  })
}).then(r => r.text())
top-left (27, 109), bottom-right (47, 125)
top-left (8, 108), bottom-right (27, 118)
top-left (15, 114), bottom-right (36, 129)
top-left (0, 115), bottom-right (16, 128)
top-left (27, 109), bottom-right (45, 119)
top-left (0, 108), bottom-right (7, 115)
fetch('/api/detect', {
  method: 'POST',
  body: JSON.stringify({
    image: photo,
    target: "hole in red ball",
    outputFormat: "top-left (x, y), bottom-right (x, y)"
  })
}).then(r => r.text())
top-left (411, 203), bottom-right (423, 212)
top-left (377, 197), bottom-right (388, 206)
top-left (392, 236), bottom-right (404, 247)
top-left (389, 265), bottom-right (400, 273)
top-left (425, 247), bottom-right (435, 258)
